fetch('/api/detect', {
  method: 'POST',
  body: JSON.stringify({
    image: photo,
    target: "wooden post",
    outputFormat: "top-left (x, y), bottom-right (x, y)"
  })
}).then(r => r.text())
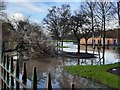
top-left (22, 62), bottom-right (27, 90)
top-left (71, 83), bottom-right (74, 90)
top-left (113, 39), bottom-right (116, 46)
top-left (10, 57), bottom-right (14, 89)
top-left (3, 55), bottom-right (6, 90)
top-left (107, 40), bottom-right (109, 49)
top-left (6, 55), bottom-right (9, 82)
top-left (77, 59), bottom-right (79, 65)
top-left (32, 66), bottom-right (37, 90)
top-left (1, 50), bottom-right (4, 63)
top-left (100, 39), bottom-right (102, 46)
top-left (16, 59), bottom-right (19, 90)
top-left (107, 40), bottom-right (109, 46)
top-left (6, 55), bottom-right (9, 89)
top-left (46, 73), bottom-right (52, 90)
top-left (2, 41), bottom-right (5, 58)
top-left (97, 47), bottom-right (102, 65)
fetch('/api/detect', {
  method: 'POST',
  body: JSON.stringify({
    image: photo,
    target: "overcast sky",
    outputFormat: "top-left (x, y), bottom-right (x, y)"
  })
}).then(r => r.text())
top-left (5, 1), bottom-right (81, 24)
top-left (3, 0), bottom-right (118, 29)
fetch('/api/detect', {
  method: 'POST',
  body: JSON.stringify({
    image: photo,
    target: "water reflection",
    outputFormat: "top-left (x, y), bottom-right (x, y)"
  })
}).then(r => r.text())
top-left (23, 43), bottom-right (120, 89)
top-left (24, 44), bottom-right (119, 88)
top-left (66, 42), bottom-right (120, 65)
top-left (117, 48), bottom-right (120, 60)
top-left (1, 41), bottom-right (119, 89)
top-left (24, 57), bottom-right (107, 88)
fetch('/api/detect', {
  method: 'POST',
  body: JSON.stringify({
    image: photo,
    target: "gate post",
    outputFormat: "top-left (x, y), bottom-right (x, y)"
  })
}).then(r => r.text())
top-left (32, 66), bottom-right (37, 90)
top-left (10, 57), bottom-right (14, 89)
top-left (46, 73), bottom-right (52, 90)
top-left (16, 59), bottom-right (19, 90)
top-left (72, 83), bottom-right (74, 90)
top-left (22, 62), bottom-right (27, 90)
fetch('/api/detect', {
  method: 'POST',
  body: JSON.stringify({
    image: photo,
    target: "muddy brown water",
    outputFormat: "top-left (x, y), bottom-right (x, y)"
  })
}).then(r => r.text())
top-left (0, 42), bottom-right (120, 89)
top-left (20, 45), bottom-right (119, 89)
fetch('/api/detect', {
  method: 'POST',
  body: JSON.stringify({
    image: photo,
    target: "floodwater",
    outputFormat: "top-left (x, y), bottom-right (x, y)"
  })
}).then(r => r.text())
top-left (0, 42), bottom-right (119, 88)
top-left (22, 42), bottom-right (120, 89)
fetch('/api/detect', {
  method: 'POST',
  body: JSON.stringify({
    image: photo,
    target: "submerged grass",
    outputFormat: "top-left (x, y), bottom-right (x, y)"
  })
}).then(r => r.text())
top-left (62, 40), bottom-right (75, 42)
top-left (64, 63), bottom-right (120, 89)
top-left (55, 46), bottom-right (69, 48)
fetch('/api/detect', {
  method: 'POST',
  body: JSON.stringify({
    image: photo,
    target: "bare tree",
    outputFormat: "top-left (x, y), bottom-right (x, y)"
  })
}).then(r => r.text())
top-left (44, 4), bottom-right (71, 49)
top-left (0, 0), bottom-right (6, 20)
top-left (70, 10), bottom-right (89, 53)
top-left (81, 1), bottom-right (97, 50)
top-left (117, 1), bottom-right (120, 44)
top-left (5, 18), bottom-right (55, 58)
top-left (0, 0), bottom-right (7, 54)
top-left (59, 4), bottom-right (71, 47)
top-left (43, 6), bottom-right (60, 47)
top-left (117, 1), bottom-right (120, 26)
top-left (82, 27), bottom-right (92, 53)
top-left (111, 1), bottom-right (120, 44)
top-left (95, 1), bottom-right (114, 64)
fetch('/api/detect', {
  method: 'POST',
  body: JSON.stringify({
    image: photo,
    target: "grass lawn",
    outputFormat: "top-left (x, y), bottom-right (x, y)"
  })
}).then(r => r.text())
top-left (55, 46), bottom-right (69, 48)
top-left (64, 63), bottom-right (120, 89)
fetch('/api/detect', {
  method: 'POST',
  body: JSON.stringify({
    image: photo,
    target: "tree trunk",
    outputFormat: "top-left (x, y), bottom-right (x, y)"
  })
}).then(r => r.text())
top-left (77, 38), bottom-right (80, 54)
top-left (118, 1), bottom-right (120, 26)
top-left (117, 2), bottom-right (120, 44)
top-left (91, 5), bottom-right (94, 49)
top-left (103, 13), bottom-right (106, 65)
top-left (61, 39), bottom-right (63, 51)
top-left (61, 40), bottom-right (63, 47)
top-left (85, 38), bottom-right (88, 53)
top-left (57, 39), bottom-right (58, 47)
top-left (77, 59), bottom-right (80, 65)
top-left (56, 39), bottom-right (59, 51)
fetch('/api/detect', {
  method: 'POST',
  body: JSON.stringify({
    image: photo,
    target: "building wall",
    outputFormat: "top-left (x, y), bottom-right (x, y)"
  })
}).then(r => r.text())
top-left (80, 38), bottom-right (118, 45)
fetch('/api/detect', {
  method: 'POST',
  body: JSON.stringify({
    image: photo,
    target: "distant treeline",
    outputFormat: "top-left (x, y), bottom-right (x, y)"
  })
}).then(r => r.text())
top-left (62, 29), bottom-right (120, 40)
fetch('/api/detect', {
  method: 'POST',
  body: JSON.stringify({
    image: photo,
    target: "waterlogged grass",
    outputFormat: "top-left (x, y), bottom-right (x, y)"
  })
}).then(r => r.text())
top-left (64, 63), bottom-right (120, 89)
top-left (55, 46), bottom-right (69, 48)
top-left (62, 40), bottom-right (75, 42)
top-left (51, 40), bottom-right (75, 42)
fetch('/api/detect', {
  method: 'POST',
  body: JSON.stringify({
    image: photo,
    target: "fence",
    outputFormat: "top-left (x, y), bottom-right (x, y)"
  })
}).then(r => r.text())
top-left (0, 51), bottom-right (74, 89)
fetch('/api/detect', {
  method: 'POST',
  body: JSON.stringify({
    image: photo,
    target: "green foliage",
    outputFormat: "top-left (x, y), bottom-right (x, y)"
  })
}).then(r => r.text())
top-left (64, 64), bottom-right (120, 89)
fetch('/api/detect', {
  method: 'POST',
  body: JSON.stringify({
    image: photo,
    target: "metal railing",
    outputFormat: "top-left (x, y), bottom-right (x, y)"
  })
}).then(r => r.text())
top-left (0, 54), bottom-right (56, 90)
top-left (0, 42), bottom-right (74, 90)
